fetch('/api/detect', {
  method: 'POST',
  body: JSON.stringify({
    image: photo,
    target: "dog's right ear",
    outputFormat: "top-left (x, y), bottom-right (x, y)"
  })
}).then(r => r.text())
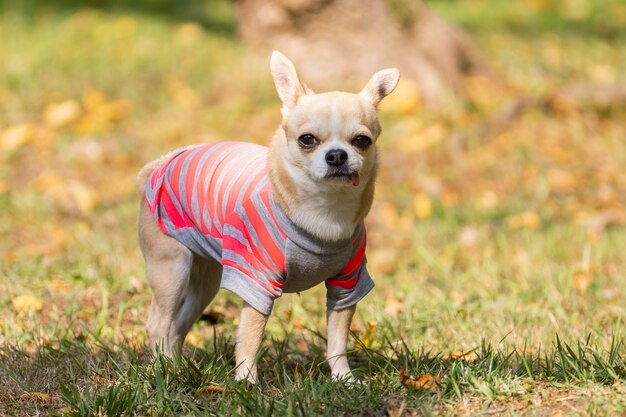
top-left (270, 51), bottom-right (309, 112)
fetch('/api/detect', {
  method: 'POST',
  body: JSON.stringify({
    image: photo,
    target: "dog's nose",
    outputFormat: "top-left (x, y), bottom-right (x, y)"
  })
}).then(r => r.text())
top-left (325, 149), bottom-right (348, 167)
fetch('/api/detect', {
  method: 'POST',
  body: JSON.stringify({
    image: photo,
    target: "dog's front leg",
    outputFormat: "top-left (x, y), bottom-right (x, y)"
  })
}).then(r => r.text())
top-left (327, 304), bottom-right (356, 381)
top-left (235, 302), bottom-right (269, 383)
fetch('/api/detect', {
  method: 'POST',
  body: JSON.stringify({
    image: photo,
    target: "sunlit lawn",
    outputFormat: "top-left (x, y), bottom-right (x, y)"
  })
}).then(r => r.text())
top-left (1, 0), bottom-right (625, 415)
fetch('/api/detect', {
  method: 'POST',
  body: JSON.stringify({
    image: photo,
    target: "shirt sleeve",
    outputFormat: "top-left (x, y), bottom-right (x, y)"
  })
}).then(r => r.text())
top-left (220, 207), bottom-right (284, 316)
top-left (325, 226), bottom-right (375, 311)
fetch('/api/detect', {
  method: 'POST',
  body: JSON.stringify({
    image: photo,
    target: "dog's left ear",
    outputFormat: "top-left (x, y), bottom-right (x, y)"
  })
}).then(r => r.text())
top-left (360, 68), bottom-right (400, 107)
top-left (270, 51), bottom-right (310, 112)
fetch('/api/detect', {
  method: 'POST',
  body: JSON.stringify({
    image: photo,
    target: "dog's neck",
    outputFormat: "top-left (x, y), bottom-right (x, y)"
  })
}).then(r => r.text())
top-left (268, 129), bottom-right (376, 242)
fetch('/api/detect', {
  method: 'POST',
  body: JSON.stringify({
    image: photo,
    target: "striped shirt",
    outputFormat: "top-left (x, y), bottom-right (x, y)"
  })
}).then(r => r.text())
top-left (145, 142), bottom-right (374, 315)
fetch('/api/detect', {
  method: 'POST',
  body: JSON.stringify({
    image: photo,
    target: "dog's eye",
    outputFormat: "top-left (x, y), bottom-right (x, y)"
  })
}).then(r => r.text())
top-left (352, 135), bottom-right (372, 149)
top-left (297, 134), bottom-right (319, 149)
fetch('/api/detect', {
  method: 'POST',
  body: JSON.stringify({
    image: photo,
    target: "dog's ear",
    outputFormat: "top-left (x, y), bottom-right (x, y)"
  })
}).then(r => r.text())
top-left (270, 51), bottom-right (309, 112)
top-left (360, 68), bottom-right (400, 107)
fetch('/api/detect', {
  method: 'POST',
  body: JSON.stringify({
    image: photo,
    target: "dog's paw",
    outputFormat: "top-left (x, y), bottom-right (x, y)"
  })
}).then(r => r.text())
top-left (235, 367), bottom-right (258, 384)
top-left (331, 371), bottom-right (356, 384)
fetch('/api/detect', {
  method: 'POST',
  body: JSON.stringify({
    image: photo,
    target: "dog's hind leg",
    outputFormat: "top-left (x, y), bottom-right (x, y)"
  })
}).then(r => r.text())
top-left (139, 198), bottom-right (223, 355)
top-left (171, 255), bottom-right (222, 342)
top-left (138, 198), bottom-right (193, 356)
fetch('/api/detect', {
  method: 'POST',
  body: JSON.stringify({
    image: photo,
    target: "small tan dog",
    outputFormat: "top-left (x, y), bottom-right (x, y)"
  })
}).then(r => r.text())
top-left (136, 52), bottom-right (399, 382)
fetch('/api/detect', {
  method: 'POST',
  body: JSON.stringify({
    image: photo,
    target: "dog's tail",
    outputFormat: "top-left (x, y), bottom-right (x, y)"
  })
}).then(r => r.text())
top-left (135, 145), bottom-right (198, 194)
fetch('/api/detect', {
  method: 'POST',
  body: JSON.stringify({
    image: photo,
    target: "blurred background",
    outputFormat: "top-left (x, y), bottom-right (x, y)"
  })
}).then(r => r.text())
top-left (1, 0), bottom-right (625, 352)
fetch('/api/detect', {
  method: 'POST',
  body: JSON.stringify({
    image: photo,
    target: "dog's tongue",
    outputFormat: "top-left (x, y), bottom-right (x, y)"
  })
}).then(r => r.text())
top-left (350, 172), bottom-right (360, 186)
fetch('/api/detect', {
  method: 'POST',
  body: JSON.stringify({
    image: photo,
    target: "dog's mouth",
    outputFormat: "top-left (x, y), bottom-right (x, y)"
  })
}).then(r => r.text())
top-left (324, 171), bottom-right (360, 186)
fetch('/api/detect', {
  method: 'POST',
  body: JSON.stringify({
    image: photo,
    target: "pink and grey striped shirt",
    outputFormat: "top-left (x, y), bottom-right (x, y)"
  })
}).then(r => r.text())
top-left (145, 142), bottom-right (373, 315)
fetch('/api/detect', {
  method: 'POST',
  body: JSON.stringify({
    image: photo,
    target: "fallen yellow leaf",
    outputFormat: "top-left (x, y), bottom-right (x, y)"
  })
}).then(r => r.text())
top-left (186, 329), bottom-right (204, 347)
top-left (506, 211), bottom-right (540, 230)
top-left (30, 171), bottom-right (64, 195)
top-left (43, 100), bottom-right (81, 129)
top-left (413, 193), bottom-right (432, 219)
top-left (83, 89), bottom-right (108, 111)
top-left (18, 392), bottom-right (50, 401)
top-left (357, 320), bottom-right (378, 349)
top-left (12, 294), bottom-right (43, 313)
top-left (74, 97), bottom-right (132, 134)
top-left (1, 124), bottom-right (36, 152)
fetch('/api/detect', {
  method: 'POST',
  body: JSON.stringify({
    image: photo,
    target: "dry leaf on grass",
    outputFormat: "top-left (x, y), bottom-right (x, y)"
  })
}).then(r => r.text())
top-left (39, 331), bottom-right (50, 346)
top-left (75, 89), bottom-right (132, 134)
top-left (356, 320), bottom-right (378, 349)
top-left (1, 124), bottom-right (36, 152)
top-left (295, 339), bottom-right (308, 352)
top-left (442, 351), bottom-right (479, 362)
top-left (573, 270), bottom-right (593, 295)
top-left (47, 279), bottom-right (73, 292)
top-left (18, 392), bottom-right (50, 401)
top-left (399, 368), bottom-right (441, 391)
top-left (506, 210), bottom-right (541, 230)
top-left (413, 193), bottom-right (433, 219)
top-left (185, 330), bottom-right (205, 347)
top-left (196, 385), bottom-right (225, 397)
top-left (43, 100), bottom-right (81, 129)
top-left (12, 294), bottom-right (43, 313)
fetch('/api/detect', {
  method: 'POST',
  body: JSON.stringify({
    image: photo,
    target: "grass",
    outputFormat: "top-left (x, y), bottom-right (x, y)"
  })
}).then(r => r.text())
top-left (1, 0), bottom-right (625, 415)
top-left (1, 326), bottom-right (625, 415)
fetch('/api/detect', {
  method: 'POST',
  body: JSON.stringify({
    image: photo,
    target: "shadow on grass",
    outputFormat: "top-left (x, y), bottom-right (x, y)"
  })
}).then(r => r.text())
top-left (0, 327), bottom-right (624, 416)
top-left (0, 0), bottom-right (236, 35)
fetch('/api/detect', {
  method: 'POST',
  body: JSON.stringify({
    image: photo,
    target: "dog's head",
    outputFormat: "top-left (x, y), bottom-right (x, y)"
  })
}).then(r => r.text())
top-left (270, 51), bottom-right (399, 188)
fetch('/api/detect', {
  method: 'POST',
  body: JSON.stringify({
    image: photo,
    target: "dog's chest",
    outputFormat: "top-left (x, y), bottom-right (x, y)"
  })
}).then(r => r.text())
top-left (281, 238), bottom-right (352, 293)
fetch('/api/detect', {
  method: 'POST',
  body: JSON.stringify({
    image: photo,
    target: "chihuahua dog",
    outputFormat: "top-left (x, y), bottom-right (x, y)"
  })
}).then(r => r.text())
top-left (136, 51), bottom-right (399, 382)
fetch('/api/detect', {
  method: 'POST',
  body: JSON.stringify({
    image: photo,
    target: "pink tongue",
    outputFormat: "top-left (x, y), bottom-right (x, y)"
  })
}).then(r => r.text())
top-left (350, 172), bottom-right (360, 186)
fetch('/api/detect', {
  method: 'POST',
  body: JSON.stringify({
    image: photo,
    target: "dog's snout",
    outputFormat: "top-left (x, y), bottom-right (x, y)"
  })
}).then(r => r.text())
top-left (325, 149), bottom-right (348, 167)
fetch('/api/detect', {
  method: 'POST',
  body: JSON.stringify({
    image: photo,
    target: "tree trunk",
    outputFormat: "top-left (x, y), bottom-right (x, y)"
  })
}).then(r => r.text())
top-left (233, 0), bottom-right (483, 104)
